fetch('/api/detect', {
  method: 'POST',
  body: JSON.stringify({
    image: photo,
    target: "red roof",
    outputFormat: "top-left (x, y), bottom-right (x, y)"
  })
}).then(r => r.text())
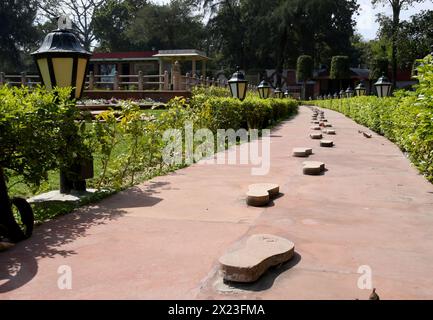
top-left (91, 51), bottom-right (158, 59)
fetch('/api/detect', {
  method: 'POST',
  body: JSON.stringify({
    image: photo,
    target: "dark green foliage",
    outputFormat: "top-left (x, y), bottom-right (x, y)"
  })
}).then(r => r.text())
top-left (296, 55), bottom-right (314, 82)
top-left (0, 0), bottom-right (39, 72)
top-left (370, 56), bottom-right (389, 80)
top-left (330, 56), bottom-right (351, 80)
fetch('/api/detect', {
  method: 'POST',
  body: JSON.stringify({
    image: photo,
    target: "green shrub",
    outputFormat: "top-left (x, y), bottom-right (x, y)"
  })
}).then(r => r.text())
top-left (0, 86), bottom-right (87, 186)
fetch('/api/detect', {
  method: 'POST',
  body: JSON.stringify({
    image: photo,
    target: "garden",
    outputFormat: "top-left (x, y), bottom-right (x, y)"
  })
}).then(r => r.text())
top-left (0, 84), bottom-right (298, 237)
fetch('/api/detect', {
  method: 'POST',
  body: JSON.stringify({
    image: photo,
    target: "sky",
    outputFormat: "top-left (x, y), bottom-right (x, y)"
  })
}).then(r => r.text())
top-left (151, 0), bottom-right (433, 41)
top-left (356, 0), bottom-right (433, 40)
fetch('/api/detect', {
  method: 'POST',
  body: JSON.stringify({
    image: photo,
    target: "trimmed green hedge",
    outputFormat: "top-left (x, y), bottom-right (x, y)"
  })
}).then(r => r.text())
top-left (313, 95), bottom-right (433, 182)
top-left (196, 96), bottom-right (298, 131)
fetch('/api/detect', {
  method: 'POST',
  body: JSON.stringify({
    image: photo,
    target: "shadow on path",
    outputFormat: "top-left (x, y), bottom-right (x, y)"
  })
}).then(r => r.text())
top-left (0, 183), bottom-right (169, 293)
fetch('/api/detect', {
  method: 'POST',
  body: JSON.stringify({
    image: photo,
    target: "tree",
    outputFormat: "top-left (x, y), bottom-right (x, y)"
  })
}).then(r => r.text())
top-left (37, 0), bottom-right (107, 50)
top-left (93, 0), bottom-right (145, 51)
top-left (297, 55), bottom-right (313, 99)
top-left (126, 0), bottom-right (205, 51)
top-left (370, 56), bottom-right (389, 80)
top-left (372, 0), bottom-right (429, 87)
top-left (378, 9), bottom-right (433, 72)
top-left (0, 0), bottom-right (39, 72)
top-left (203, 0), bottom-right (360, 75)
top-left (330, 55), bottom-right (350, 89)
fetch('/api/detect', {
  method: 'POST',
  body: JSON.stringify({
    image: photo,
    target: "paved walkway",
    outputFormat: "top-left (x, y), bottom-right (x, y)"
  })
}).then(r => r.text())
top-left (1, 106), bottom-right (433, 300)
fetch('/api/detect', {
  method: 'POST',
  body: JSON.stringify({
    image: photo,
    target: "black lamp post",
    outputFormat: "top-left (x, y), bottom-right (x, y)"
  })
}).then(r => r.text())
top-left (355, 80), bottom-right (367, 96)
top-left (32, 16), bottom-right (93, 194)
top-left (374, 74), bottom-right (392, 98)
top-left (345, 86), bottom-right (354, 98)
top-left (274, 87), bottom-right (284, 99)
top-left (257, 79), bottom-right (271, 99)
top-left (228, 66), bottom-right (248, 101)
top-left (32, 16), bottom-right (91, 100)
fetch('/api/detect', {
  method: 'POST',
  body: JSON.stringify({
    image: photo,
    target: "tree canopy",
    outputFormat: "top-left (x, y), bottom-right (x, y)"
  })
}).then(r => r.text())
top-left (1, 0), bottom-right (431, 76)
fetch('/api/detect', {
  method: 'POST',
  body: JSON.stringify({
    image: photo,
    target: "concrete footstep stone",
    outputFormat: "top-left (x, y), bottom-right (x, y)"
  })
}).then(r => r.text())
top-left (320, 140), bottom-right (334, 147)
top-left (325, 123), bottom-right (333, 127)
top-left (310, 133), bottom-right (323, 140)
top-left (303, 161), bottom-right (326, 175)
top-left (311, 126), bottom-right (322, 131)
top-left (219, 234), bottom-right (295, 283)
top-left (324, 129), bottom-right (336, 135)
top-left (293, 147), bottom-right (313, 157)
top-left (246, 183), bottom-right (280, 206)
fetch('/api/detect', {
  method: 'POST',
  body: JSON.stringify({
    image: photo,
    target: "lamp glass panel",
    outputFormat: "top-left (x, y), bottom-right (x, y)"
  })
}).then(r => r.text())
top-left (52, 57), bottom-right (74, 88)
top-left (386, 85), bottom-right (391, 97)
top-left (238, 82), bottom-right (247, 100)
top-left (264, 88), bottom-right (270, 98)
top-left (377, 85), bottom-right (383, 98)
top-left (229, 82), bottom-right (238, 99)
top-left (75, 58), bottom-right (88, 98)
top-left (258, 87), bottom-right (264, 99)
top-left (37, 58), bottom-right (52, 90)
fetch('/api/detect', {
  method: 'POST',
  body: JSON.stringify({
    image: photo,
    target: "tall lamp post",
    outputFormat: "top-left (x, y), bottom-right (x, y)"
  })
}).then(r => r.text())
top-left (257, 79), bottom-right (271, 99)
top-left (32, 16), bottom-right (93, 194)
top-left (228, 66), bottom-right (248, 101)
top-left (355, 80), bottom-right (367, 96)
top-left (374, 74), bottom-right (392, 98)
top-left (274, 87), bottom-right (284, 99)
top-left (345, 86), bottom-right (354, 98)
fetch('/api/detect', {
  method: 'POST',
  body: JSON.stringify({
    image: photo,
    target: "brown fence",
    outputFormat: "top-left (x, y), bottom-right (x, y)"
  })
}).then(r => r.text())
top-left (0, 71), bottom-right (258, 92)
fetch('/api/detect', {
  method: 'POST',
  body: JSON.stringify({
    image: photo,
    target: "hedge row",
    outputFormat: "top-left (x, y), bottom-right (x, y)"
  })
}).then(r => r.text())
top-left (313, 95), bottom-right (433, 183)
top-left (3, 85), bottom-right (298, 194)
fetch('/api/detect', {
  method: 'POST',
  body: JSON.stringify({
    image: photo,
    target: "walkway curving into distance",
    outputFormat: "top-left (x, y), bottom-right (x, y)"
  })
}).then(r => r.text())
top-left (1, 106), bottom-right (433, 300)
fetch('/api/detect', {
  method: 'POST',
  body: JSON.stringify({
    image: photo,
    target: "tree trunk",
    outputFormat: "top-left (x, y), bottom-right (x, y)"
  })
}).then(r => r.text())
top-left (391, 4), bottom-right (401, 89)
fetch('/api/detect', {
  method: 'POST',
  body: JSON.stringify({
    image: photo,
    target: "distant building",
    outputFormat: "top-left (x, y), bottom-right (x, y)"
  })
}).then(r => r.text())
top-left (89, 49), bottom-right (209, 82)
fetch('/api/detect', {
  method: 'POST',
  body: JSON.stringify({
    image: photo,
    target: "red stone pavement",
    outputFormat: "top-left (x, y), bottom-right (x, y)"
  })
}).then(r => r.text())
top-left (1, 106), bottom-right (433, 300)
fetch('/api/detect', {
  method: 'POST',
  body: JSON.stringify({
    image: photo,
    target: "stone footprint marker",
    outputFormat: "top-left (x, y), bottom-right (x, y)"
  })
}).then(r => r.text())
top-left (320, 140), bottom-right (334, 147)
top-left (292, 147), bottom-right (313, 157)
top-left (219, 234), bottom-right (295, 283)
top-left (303, 161), bottom-right (326, 175)
top-left (310, 132), bottom-right (323, 140)
top-left (246, 183), bottom-right (280, 207)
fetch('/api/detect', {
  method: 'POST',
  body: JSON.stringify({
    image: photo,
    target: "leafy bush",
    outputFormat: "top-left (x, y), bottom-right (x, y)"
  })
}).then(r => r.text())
top-left (88, 95), bottom-right (298, 190)
top-left (313, 56), bottom-right (433, 182)
top-left (0, 86), bottom-right (87, 186)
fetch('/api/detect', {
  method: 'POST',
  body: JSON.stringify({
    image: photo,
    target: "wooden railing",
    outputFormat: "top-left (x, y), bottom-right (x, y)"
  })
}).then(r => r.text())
top-left (0, 71), bottom-right (258, 92)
